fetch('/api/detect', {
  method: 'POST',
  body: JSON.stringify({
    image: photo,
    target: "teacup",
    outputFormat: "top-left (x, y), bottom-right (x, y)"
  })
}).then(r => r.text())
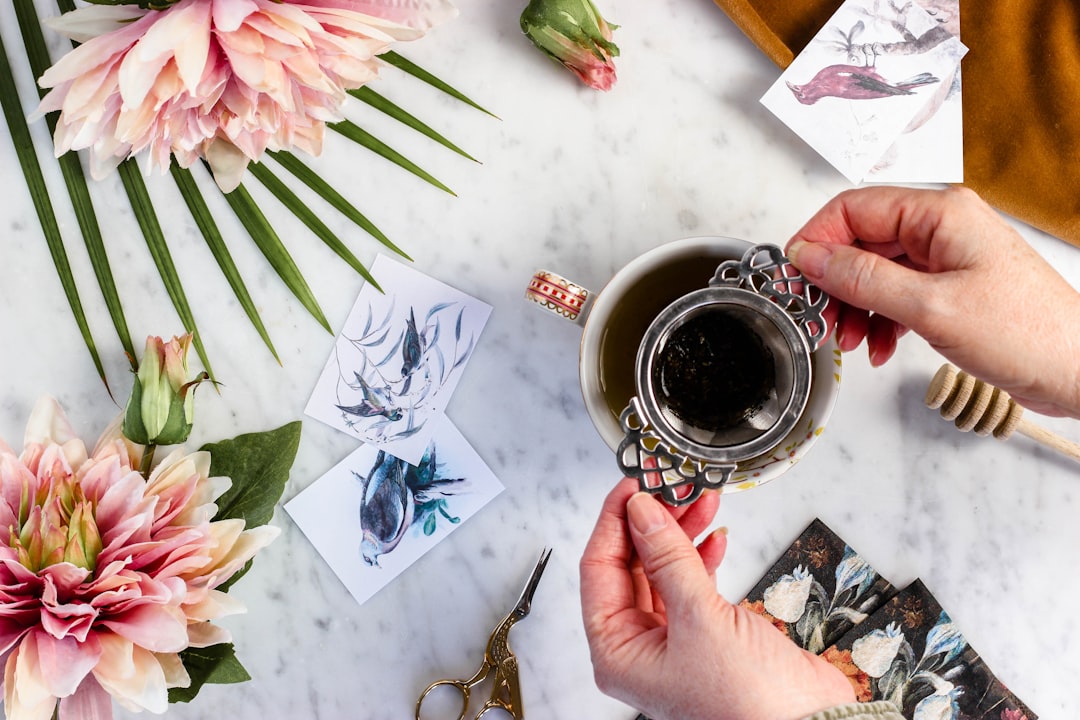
top-left (526, 236), bottom-right (842, 498)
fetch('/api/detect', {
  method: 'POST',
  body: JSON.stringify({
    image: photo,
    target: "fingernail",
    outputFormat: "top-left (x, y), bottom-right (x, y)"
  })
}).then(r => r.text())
top-left (715, 526), bottom-right (729, 536)
top-left (627, 493), bottom-right (668, 536)
top-left (835, 323), bottom-right (848, 349)
top-left (788, 240), bottom-right (833, 280)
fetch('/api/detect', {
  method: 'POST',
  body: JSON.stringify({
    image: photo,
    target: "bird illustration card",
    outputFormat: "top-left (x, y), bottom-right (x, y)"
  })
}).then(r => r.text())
top-left (305, 255), bottom-right (492, 465)
top-left (760, 0), bottom-right (967, 183)
top-left (284, 414), bottom-right (504, 607)
top-left (866, 0), bottom-right (964, 183)
top-left (821, 580), bottom-right (1038, 719)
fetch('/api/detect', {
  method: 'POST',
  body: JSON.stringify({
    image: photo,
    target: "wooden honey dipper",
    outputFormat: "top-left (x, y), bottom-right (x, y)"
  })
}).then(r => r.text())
top-left (925, 363), bottom-right (1080, 463)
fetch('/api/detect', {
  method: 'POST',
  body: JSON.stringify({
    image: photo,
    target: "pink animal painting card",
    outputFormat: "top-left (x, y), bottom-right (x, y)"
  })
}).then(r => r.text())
top-left (760, 0), bottom-right (967, 183)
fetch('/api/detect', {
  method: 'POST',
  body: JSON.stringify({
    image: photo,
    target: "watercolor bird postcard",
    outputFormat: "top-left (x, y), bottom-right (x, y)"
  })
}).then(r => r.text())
top-left (760, 0), bottom-right (967, 183)
top-left (305, 255), bottom-right (492, 465)
top-left (285, 415), bottom-right (504, 607)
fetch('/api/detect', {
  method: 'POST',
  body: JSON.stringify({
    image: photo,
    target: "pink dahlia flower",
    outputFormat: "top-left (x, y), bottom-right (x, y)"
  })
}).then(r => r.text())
top-left (0, 398), bottom-right (278, 720)
top-left (36, 0), bottom-right (457, 192)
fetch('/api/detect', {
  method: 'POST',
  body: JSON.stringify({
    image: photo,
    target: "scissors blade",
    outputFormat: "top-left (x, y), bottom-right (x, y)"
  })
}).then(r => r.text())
top-left (511, 547), bottom-right (551, 618)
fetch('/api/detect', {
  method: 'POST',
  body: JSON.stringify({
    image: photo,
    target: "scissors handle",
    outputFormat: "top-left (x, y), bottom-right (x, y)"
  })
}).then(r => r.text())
top-left (415, 678), bottom-right (471, 720)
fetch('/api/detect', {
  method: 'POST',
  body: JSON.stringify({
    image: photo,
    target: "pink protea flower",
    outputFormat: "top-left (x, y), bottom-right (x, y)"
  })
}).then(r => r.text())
top-left (0, 398), bottom-right (278, 720)
top-left (35, 0), bottom-right (457, 192)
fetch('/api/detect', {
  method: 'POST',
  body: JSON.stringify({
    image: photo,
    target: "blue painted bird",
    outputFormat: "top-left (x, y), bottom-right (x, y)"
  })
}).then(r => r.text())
top-left (401, 306), bottom-right (421, 390)
top-left (336, 373), bottom-right (403, 422)
top-left (358, 444), bottom-right (467, 566)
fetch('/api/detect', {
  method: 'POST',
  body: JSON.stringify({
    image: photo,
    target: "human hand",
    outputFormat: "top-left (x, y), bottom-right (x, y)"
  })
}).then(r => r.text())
top-left (580, 478), bottom-right (855, 720)
top-left (786, 186), bottom-right (1080, 417)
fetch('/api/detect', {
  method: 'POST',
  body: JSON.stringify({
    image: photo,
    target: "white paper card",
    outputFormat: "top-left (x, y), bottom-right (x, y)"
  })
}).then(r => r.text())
top-left (285, 415), bottom-right (504, 607)
top-left (305, 255), bottom-right (492, 465)
top-left (760, 0), bottom-right (966, 183)
top-left (867, 1), bottom-right (963, 182)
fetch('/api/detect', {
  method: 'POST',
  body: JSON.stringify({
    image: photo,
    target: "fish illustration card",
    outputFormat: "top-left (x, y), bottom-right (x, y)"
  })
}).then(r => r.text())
top-left (739, 519), bottom-right (895, 653)
top-left (822, 580), bottom-right (1038, 719)
top-left (285, 414), bottom-right (504, 607)
top-left (305, 255), bottom-right (492, 465)
top-left (760, 0), bottom-right (967, 183)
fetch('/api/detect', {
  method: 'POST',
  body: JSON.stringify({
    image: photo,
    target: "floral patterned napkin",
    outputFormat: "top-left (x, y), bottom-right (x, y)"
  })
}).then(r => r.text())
top-left (822, 579), bottom-right (1037, 719)
top-left (738, 518), bottom-right (895, 653)
top-left (737, 519), bottom-right (1037, 720)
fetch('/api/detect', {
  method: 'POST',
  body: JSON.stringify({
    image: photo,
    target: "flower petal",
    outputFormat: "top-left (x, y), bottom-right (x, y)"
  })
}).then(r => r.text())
top-left (91, 634), bottom-right (168, 714)
top-left (58, 674), bottom-right (114, 720)
top-left (32, 630), bottom-right (102, 698)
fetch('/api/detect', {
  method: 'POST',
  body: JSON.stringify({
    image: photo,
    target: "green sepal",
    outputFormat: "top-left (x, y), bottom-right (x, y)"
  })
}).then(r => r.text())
top-left (169, 644), bottom-right (251, 704)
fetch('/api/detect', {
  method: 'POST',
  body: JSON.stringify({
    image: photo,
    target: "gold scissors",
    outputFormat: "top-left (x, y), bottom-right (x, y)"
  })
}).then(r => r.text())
top-left (415, 548), bottom-right (552, 720)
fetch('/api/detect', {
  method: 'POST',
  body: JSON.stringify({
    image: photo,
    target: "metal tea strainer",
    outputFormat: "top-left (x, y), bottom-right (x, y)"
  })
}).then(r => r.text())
top-left (616, 244), bottom-right (829, 505)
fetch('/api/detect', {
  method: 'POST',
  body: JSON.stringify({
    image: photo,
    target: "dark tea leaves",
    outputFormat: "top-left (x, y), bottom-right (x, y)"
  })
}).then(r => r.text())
top-left (653, 311), bottom-right (774, 432)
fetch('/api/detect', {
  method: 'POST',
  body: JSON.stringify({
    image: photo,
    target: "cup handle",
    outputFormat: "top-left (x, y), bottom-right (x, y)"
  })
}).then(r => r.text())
top-left (524, 270), bottom-right (593, 326)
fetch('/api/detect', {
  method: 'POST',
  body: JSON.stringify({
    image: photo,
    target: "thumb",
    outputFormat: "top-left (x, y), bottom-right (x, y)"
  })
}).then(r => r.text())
top-left (626, 493), bottom-right (716, 612)
top-left (787, 239), bottom-right (932, 328)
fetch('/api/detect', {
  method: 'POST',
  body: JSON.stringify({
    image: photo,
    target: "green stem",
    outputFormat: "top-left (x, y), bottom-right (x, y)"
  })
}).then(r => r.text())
top-left (140, 445), bottom-right (157, 477)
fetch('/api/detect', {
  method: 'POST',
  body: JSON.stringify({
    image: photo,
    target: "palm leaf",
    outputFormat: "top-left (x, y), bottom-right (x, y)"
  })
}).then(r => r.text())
top-left (349, 86), bottom-right (478, 163)
top-left (116, 160), bottom-right (216, 382)
top-left (247, 162), bottom-right (381, 292)
top-left (6, 1), bottom-right (495, 392)
top-left (219, 182), bottom-right (332, 334)
top-left (13, 0), bottom-right (137, 369)
top-left (0, 28), bottom-right (110, 390)
top-left (170, 164), bottom-right (281, 364)
top-left (380, 51), bottom-right (498, 118)
top-left (266, 151), bottom-right (411, 261)
top-left (329, 119), bottom-right (456, 196)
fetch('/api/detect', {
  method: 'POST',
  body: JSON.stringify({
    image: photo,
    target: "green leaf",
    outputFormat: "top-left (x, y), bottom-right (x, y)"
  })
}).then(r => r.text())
top-left (202, 421), bottom-right (302, 528)
top-left (329, 120), bottom-right (456, 196)
top-left (349, 86), bottom-right (478, 163)
top-left (247, 162), bottom-right (382, 292)
top-left (266, 150), bottom-right (411, 261)
top-left (0, 26), bottom-right (110, 391)
top-left (215, 558), bottom-right (253, 594)
top-left (220, 183), bottom-right (332, 333)
top-left (13, 0), bottom-right (138, 369)
top-left (116, 160), bottom-right (217, 381)
top-left (169, 164), bottom-right (280, 364)
top-left (169, 643), bottom-right (251, 704)
top-left (379, 51), bottom-right (499, 119)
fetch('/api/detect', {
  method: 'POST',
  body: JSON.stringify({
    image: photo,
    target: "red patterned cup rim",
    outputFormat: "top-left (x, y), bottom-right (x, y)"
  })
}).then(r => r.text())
top-left (525, 270), bottom-right (591, 323)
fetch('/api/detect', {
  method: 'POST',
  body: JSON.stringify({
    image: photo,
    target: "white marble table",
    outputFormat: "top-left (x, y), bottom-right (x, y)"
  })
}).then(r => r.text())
top-left (2, 0), bottom-right (1078, 717)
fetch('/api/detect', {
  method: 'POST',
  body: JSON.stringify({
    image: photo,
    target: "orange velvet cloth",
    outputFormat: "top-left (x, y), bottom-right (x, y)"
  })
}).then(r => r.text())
top-left (712, 0), bottom-right (1080, 248)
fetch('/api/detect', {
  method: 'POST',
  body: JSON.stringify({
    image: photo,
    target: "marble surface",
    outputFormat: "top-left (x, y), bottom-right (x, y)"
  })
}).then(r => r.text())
top-left (2, 0), bottom-right (1079, 717)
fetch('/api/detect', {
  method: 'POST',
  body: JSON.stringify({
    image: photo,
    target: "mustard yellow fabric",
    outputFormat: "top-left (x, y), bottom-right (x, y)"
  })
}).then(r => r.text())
top-left (711, 0), bottom-right (1080, 248)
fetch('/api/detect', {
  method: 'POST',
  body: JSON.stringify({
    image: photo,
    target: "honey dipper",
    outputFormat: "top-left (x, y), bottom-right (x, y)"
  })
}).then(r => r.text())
top-left (925, 363), bottom-right (1080, 463)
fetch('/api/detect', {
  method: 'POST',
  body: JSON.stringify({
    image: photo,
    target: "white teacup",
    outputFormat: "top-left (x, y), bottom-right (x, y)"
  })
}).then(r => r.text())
top-left (527, 236), bottom-right (842, 494)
